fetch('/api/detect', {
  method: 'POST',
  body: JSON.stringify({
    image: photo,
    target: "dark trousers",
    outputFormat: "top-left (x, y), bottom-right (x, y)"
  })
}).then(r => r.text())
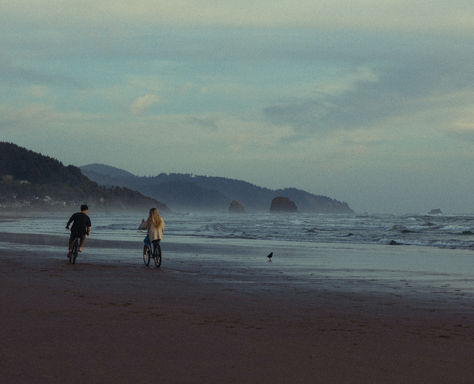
top-left (151, 239), bottom-right (161, 254)
top-left (69, 234), bottom-right (86, 250)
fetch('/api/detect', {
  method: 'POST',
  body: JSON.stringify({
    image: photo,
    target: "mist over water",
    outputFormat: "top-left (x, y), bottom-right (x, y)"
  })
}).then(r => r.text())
top-left (1, 212), bottom-right (474, 251)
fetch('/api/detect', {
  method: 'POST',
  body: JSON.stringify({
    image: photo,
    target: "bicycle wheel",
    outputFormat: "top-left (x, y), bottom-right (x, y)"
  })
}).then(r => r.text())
top-left (71, 238), bottom-right (79, 264)
top-left (143, 245), bottom-right (150, 266)
top-left (153, 242), bottom-right (162, 268)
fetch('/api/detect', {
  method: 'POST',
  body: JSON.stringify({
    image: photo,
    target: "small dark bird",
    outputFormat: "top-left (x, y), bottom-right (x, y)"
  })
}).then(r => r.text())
top-left (267, 252), bottom-right (273, 262)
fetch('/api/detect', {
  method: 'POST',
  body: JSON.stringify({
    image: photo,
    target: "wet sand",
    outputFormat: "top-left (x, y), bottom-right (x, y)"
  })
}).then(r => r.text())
top-left (1, 234), bottom-right (474, 383)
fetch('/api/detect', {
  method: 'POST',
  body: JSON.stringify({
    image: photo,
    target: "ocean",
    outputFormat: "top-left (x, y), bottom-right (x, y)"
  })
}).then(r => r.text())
top-left (2, 211), bottom-right (472, 250)
top-left (1, 211), bottom-right (474, 303)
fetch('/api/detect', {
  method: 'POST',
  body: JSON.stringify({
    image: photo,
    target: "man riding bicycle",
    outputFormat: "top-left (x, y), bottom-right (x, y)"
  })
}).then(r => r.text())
top-left (66, 204), bottom-right (91, 258)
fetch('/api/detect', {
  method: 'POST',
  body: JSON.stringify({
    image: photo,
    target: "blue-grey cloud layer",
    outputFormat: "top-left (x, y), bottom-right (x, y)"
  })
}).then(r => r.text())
top-left (1, 2), bottom-right (473, 213)
top-left (263, 32), bottom-right (474, 136)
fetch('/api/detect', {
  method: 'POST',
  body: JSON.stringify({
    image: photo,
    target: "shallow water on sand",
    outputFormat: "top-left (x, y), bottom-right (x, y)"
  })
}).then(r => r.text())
top-left (1, 212), bottom-right (473, 303)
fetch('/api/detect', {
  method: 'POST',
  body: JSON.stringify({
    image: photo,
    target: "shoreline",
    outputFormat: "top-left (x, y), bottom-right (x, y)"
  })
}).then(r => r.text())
top-left (1, 230), bottom-right (474, 312)
top-left (1, 236), bottom-right (474, 383)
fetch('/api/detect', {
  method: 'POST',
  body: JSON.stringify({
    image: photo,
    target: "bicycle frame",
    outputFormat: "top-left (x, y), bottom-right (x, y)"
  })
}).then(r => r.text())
top-left (70, 237), bottom-right (81, 264)
top-left (143, 240), bottom-right (161, 268)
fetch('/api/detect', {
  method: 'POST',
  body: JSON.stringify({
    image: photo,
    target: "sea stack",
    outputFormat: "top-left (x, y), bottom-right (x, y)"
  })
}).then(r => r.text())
top-left (229, 200), bottom-right (245, 213)
top-left (270, 197), bottom-right (298, 213)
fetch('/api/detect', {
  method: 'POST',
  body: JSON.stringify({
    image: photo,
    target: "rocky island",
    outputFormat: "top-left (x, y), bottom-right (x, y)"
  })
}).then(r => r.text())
top-left (81, 164), bottom-right (353, 213)
top-left (270, 197), bottom-right (298, 212)
top-left (229, 200), bottom-right (245, 213)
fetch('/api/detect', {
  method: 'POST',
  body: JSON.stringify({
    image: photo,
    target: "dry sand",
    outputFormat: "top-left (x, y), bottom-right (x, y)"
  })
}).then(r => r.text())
top-left (1, 235), bottom-right (474, 383)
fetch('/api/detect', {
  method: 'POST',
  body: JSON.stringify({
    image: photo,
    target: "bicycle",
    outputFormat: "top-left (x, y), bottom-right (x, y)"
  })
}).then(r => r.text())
top-left (143, 240), bottom-right (162, 268)
top-left (69, 236), bottom-right (81, 264)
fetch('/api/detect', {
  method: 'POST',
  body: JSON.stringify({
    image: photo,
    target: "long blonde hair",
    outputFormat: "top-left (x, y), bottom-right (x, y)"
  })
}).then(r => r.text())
top-left (147, 208), bottom-right (163, 228)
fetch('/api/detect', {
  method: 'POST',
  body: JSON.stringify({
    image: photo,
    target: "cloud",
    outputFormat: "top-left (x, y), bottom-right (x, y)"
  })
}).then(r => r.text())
top-left (263, 38), bottom-right (474, 138)
top-left (0, 60), bottom-right (81, 88)
top-left (263, 66), bottom-right (384, 134)
top-left (448, 117), bottom-right (474, 142)
top-left (0, 103), bottom-right (100, 133)
top-left (130, 94), bottom-right (162, 115)
top-left (0, 103), bottom-right (55, 127)
top-left (27, 85), bottom-right (49, 98)
top-left (2, 1), bottom-right (473, 32)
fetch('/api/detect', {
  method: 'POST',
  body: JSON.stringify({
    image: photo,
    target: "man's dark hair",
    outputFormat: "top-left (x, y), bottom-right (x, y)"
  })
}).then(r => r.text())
top-left (80, 204), bottom-right (89, 211)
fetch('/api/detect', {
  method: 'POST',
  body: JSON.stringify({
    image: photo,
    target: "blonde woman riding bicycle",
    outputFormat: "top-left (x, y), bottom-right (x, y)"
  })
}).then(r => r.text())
top-left (138, 208), bottom-right (165, 267)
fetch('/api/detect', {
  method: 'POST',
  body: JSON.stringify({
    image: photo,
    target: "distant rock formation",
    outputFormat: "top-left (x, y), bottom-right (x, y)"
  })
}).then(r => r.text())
top-left (81, 163), bottom-right (354, 213)
top-left (270, 197), bottom-right (297, 212)
top-left (229, 200), bottom-right (245, 213)
top-left (428, 208), bottom-right (443, 215)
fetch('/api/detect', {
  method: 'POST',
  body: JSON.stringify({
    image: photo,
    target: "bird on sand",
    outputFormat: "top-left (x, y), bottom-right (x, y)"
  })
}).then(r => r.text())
top-left (267, 252), bottom-right (273, 262)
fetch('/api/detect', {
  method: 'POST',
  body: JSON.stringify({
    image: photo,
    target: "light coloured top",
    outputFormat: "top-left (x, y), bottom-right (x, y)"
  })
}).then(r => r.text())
top-left (138, 218), bottom-right (165, 241)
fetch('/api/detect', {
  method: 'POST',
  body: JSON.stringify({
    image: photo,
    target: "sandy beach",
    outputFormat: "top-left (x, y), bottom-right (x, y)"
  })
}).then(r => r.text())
top-left (1, 230), bottom-right (474, 384)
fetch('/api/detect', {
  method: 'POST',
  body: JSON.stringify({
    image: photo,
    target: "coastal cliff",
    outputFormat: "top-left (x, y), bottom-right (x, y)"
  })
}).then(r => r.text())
top-left (81, 163), bottom-right (353, 213)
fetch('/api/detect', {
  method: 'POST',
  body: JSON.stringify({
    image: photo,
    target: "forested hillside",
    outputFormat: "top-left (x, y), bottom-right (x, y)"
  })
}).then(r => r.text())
top-left (0, 142), bottom-right (168, 211)
top-left (81, 163), bottom-right (353, 213)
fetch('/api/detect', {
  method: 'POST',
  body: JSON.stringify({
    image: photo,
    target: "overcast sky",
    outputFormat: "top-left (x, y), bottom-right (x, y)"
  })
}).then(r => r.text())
top-left (1, 1), bottom-right (473, 213)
